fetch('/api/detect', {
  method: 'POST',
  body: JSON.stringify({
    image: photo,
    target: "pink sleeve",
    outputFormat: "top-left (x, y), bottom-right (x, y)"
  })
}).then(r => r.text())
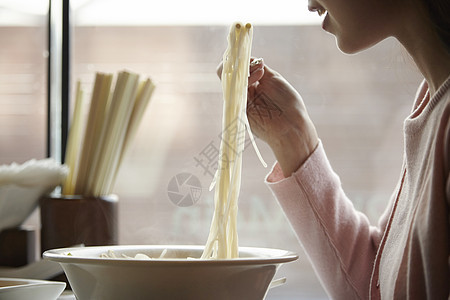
top-left (266, 141), bottom-right (386, 299)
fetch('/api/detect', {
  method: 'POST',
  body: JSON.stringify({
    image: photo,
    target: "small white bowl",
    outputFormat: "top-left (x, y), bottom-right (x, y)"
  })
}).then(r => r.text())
top-left (0, 278), bottom-right (65, 300)
top-left (44, 245), bottom-right (298, 300)
top-left (0, 185), bottom-right (48, 232)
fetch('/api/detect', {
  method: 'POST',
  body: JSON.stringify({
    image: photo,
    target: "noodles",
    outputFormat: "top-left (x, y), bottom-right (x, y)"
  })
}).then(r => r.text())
top-left (201, 22), bottom-right (265, 259)
top-left (100, 250), bottom-right (166, 260)
top-left (93, 23), bottom-right (264, 262)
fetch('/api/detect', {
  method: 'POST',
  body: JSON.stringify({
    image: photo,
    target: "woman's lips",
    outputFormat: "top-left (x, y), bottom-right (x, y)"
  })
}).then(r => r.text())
top-left (317, 8), bottom-right (326, 17)
top-left (308, 4), bottom-right (329, 31)
top-left (321, 12), bottom-right (329, 31)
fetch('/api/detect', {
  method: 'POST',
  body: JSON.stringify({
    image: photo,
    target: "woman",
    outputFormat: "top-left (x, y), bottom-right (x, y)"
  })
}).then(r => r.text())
top-left (240, 0), bottom-right (449, 298)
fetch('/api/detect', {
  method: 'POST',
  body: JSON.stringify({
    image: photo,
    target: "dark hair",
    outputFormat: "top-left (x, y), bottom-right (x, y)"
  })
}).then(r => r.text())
top-left (424, 0), bottom-right (450, 51)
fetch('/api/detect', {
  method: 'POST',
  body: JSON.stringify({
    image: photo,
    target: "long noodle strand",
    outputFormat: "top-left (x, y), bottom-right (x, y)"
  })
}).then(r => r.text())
top-left (201, 22), bottom-right (259, 259)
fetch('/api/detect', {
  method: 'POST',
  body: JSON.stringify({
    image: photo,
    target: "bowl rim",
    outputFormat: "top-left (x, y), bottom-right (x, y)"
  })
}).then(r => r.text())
top-left (0, 277), bottom-right (66, 292)
top-left (43, 245), bottom-right (299, 266)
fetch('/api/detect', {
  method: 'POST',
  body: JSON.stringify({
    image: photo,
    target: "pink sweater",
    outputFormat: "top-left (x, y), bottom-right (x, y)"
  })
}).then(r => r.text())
top-left (266, 77), bottom-right (450, 299)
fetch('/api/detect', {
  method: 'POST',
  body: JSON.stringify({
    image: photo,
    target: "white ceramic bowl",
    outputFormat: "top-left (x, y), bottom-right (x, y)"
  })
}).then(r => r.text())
top-left (0, 185), bottom-right (49, 232)
top-left (0, 158), bottom-right (67, 232)
top-left (44, 245), bottom-right (298, 300)
top-left (0, 278), bottom-right (65, 300)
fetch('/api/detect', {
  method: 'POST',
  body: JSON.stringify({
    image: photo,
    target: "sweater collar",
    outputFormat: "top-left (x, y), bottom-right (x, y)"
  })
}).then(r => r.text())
top-left (408, 74), bottom-right (450, 121)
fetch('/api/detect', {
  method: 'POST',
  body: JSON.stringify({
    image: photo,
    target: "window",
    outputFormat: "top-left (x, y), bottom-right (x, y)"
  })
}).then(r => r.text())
top-left (0, 1), bottom-right (48, 164)
top-left (2, 0), bottom-right (423, 298)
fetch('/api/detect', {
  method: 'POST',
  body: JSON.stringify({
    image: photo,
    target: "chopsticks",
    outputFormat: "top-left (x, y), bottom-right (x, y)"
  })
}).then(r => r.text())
top-left (63, 70), bottom-right (155, 197)
top-left (62, 81), bottom-right (84, 195)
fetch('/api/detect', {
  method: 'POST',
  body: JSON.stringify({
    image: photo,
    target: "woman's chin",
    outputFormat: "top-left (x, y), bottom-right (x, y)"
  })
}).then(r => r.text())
top-left (321, 24), bottom-right (360, 54)
top-left (333, 32), bottom-right (386, 55)
top-left (336, 42), bottom-right (361, 55)
top-left (334, 37), bottom-right (373, 55)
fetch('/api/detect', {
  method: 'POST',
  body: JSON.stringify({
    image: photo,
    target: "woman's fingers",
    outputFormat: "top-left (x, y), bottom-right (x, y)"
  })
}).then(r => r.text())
top-left (216, 62), bottom-right (224, 79)
top-left (216, 57), bottom-right (265, 85)
top-left (249, 58), bottom-right (264, 85)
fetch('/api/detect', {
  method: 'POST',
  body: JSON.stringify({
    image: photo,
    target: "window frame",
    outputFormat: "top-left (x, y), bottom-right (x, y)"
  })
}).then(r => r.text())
top-left (47, 0), bottom-right (71, 163)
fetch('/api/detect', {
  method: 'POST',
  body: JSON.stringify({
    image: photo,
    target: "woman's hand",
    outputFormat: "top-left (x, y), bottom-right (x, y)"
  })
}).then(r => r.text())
top-left (218, 58), bottom-right (319, 177)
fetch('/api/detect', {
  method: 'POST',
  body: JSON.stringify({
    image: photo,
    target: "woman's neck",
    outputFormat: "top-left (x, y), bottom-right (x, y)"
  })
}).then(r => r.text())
top-left (408, 38), bottom-right (450, 96)
top-left (395, 7), bottom-right (450, 96)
